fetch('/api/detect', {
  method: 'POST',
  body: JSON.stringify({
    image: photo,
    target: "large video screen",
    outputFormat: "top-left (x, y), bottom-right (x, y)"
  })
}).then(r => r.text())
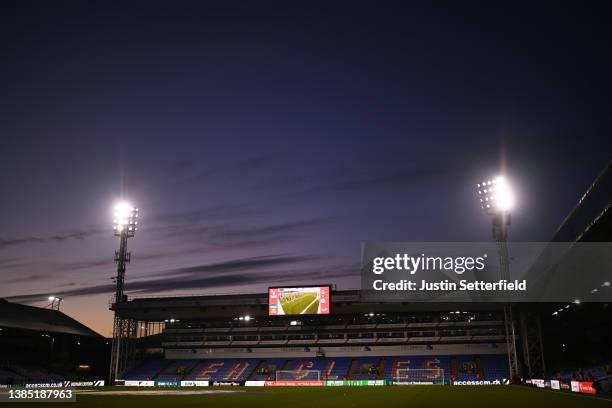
top-left (268, 286), bottom-right (331, 316)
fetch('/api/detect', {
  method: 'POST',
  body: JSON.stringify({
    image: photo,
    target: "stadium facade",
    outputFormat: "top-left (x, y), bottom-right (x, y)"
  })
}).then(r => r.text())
top-left (113, 294), bottom-right (509, 384)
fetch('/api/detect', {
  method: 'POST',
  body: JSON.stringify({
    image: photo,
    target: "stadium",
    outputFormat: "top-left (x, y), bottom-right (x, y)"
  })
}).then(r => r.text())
top-left (1, 164), bottom-right (611, 407)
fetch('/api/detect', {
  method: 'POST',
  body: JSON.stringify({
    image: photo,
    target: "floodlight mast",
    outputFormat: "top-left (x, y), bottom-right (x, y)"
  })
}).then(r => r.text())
top-left (476, 177), bottom-right (519, 380)
top-left (112, 203), bottom-right (138, 303)
top-left (47, 296), bottom-right (62, 311)
top-left (109, 202), bottom-right (139, 384)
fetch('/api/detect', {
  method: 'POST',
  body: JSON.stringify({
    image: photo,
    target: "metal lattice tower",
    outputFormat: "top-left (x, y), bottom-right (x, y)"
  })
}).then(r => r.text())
top-left (519, 308), bottom-right (546, 378)
top-left (109, 203), bottom-right (139, 384)
top-left (493, 214), bottom-right (520, 379)
top-left (477, 176), bottom-right (520, 379)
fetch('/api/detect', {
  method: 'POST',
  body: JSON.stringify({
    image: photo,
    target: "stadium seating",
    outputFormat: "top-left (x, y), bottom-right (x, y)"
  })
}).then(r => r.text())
top-left (455, 356), bottom-right (481, 381)
top-left (350, 358), bottom-right (381, 380)
top-left (124, 359), bottom-right (171, 381)
top-left (385, 356), bottom-right (451, 382)
top-left (123, 355), bottom-right (509, 382)
top-left (0, 368), bottom-right (24, 384)
top-left (1, 363), bottom-right (65, 382)
top-left (280, 358), bottom-right (330, 380)
top-left (250, 359), bottom-right (288, 380)
top-left (324, 358), bottom-right (352, 380)
top-left (478, 355), bottom-right (508, 381)
top-left (155, 359), bottom-right (199, 382)
top-left (185, 358), bottom-right (259, 382)
top-left (558, 362), bottom-right (611, 381)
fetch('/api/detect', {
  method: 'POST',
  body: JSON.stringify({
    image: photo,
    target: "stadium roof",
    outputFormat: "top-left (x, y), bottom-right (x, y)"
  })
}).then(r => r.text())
top-left (0, 299), bottom-right (103, 337)
top-left (551, 160), bottom-right (611, 242)
top-left (112, 289), bottom-right (503, 321)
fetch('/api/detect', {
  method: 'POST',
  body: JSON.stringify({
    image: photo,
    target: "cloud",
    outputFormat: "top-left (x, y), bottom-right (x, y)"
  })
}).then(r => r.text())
top-left (148, 254), bottom-right (321, 278)
top-left (5, 257), bottom-right (357, 303)
top-left (294, 164), bottom-right (463, 198)
top-left (127, 265), bottom-right (357, 295)
top-left (151, 217), bottom-right (327, 251)
top-left (0, 227), bottom-right (105, 249)
top-left (138, 152), bottom-right (285, 197)
top-left (148, 204), bottom-right (254, 228)
top-left (0, 237), bottom-right (45, 248)
top-left (209, 220), bottom-right (324, 241)
top-left (0, 273), bottom-right (46, 284)
top-left (60, 258), bottom-right (113, 272)
top-left (185, 152), bottom-right (282, 183)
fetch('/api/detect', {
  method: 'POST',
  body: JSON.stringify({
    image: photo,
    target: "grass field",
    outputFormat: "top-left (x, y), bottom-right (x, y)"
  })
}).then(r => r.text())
top-left (13, 386), bottom-right (611, 408)
top-left (280, 292), bottom-right (317, 315)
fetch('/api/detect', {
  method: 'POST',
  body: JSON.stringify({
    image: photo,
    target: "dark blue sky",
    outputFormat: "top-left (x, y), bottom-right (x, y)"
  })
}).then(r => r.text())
top-left (1, 1), bottom-right (611, 335)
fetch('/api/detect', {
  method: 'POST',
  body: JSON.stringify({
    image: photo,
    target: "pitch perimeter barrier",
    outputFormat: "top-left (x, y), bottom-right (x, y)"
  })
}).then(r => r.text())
top-left (525, 378), bottom-right (603, 395)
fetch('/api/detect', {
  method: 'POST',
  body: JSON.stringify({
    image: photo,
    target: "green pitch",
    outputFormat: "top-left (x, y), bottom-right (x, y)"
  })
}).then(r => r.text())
top-left (14, 386), bottom-right (610, 408)
top-left (280, 292), bottom-right (317, 315)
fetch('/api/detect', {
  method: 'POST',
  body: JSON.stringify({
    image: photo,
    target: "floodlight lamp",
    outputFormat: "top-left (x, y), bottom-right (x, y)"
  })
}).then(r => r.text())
top-left (113, 201), bottom-right (139, 236)
top-left (48, 296), bottom-right (55, 301)
top-left (477, 175), bottom-right (514, 214)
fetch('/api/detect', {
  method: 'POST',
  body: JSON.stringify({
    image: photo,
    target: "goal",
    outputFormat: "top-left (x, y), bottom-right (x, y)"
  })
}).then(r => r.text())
top-left (394, 368), bottom-right (445, 384)
top-left (275, 370), bottom-right (321, 381)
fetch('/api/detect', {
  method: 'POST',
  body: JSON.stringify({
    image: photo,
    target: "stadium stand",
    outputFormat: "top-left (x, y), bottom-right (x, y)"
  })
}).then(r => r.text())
top-left (325, 358), bottom-right (352, 380)
top-left (281, 358), bottom-right (330, 379)
top-left (0, 368), bottom-right (24, 385)
top-left (4, 363), bottom-right (65, 382)
top-left (123, 355), bottom-right (508, 382)
top-left (123, 359), bottom-right (169, 381)
top-left (386, 356), bottom-right (451, 382)
top-left (249, 359), bottom-right (287, 380)
top-left (558, 362), bottom-right (612, 382)
top-left (181, 358), bottom-right (259, 382)
top-left (154, 359), bottom-right (199, 382)
top-left (114, 301), bottom-right (512, 384)
top-left (0, 299), bottom-right (108, 384)
top-left (479, 355), bottom-right (509, 382)
top-left (350, 358), bottom-right (381, 380)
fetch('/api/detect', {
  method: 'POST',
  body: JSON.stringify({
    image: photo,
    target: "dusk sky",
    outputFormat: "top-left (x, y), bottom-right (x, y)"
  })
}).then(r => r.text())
top-left (2, 1), bottom-right (611, 336)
